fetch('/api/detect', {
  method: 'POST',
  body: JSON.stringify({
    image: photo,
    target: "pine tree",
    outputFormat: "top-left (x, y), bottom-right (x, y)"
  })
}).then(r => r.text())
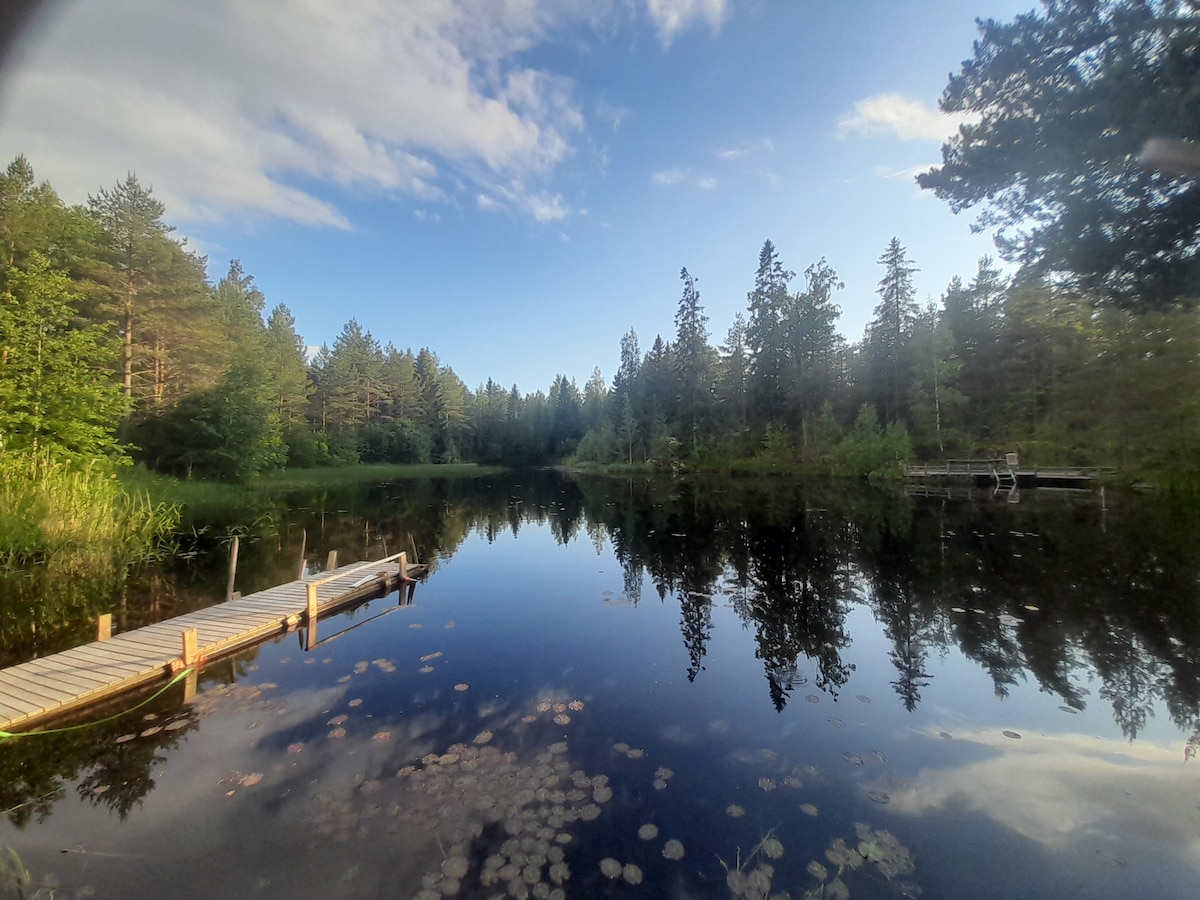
top-left (673, 267), bottom-right (715, 452)
top-left (745, 240), bottom-right (794, 426)
top-left (866, 238), bottom-right (919, 424)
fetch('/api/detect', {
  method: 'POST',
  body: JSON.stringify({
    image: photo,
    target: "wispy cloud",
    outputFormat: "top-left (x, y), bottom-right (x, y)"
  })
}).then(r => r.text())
top-left (875, 164), bottom-right (936, 180)
top-left (477, 194), bottom-right (505, 212)
top-left (836, 92), bottom-right (967, 142)
top-left (715, 137), bottom-right (774, 162)
top-left (652, 168), bottom-right (688, 186)
top-left (651, 167), bottom-right (717, 190)
top-left (0, 0), bottom-right (597, 228)
top-left (645, 0), bottom-right (730, 47)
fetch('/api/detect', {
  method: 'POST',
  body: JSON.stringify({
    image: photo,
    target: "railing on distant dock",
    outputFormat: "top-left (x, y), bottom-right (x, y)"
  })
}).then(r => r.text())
top-left (905, 458), bottom-right (1113, 486)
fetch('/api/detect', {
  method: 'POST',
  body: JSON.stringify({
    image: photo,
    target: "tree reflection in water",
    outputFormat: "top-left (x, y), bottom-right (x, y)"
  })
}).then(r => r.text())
top-left (7, 470), bottom-right (1200, 832)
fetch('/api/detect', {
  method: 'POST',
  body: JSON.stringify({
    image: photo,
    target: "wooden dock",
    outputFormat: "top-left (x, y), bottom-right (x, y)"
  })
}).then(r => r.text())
top-left (905, 458), bottom-right (1110, 488)
top-left (0, 553), bottom-right (424, 735)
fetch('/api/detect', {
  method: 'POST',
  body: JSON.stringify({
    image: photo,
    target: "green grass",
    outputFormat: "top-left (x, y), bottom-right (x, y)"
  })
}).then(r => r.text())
top-left (121, 462), bottom-right (508, 508)
top-left (257, 462), bottom-right (506, 490)
top-left (0, 456), bottom-right (180, 571)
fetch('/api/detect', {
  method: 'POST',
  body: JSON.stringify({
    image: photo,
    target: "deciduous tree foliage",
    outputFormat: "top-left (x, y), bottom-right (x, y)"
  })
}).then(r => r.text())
top-left (918, 0), bottom-right (1200, 307)
top-left (0, 253), bottom-right (125, 464)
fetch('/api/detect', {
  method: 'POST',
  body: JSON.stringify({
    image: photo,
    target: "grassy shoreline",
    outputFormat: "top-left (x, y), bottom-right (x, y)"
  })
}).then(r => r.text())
top-left (121, 462), bottom-right (508, 508)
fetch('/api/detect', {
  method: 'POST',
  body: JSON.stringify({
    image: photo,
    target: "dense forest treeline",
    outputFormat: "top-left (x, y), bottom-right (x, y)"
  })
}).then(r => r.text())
top-left (3, 154), bottom-right (1198, 488)
top-left (3, 1), bottom-right (1199, 491)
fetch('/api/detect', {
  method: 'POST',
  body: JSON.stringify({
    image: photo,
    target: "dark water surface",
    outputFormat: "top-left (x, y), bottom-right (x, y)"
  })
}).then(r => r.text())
top-left (3, 471), bottom-right (1200, 898)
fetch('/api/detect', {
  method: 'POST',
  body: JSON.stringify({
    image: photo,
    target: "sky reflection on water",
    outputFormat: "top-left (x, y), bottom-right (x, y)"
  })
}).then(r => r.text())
top-left (3, 473), bottom-right (1200, 898)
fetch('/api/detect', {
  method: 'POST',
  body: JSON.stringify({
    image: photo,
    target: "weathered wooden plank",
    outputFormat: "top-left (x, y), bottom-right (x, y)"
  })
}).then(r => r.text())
top-left (0, 684), bottom-right (39, 715)
top-left (16, 660), bottom-right (108, 692)
top-left (0, 672), bottom-right (69, 708)
top-left (58, 645), bottom-right (158, 674)
top-left (0, 695), bottom-right (27, 720)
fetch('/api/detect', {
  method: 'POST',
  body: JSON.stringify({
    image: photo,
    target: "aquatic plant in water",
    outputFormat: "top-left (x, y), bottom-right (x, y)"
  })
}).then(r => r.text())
top-left (0, 846), bottom-right (56, 900)
top-left (722, 823), bottom-right (919, 899)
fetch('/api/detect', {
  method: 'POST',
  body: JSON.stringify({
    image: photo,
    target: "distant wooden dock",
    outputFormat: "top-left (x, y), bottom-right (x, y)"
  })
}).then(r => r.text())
top-left (905, 458), bottom-right (1110, 488)
top-left (0, 553), bottom-right (424, 734)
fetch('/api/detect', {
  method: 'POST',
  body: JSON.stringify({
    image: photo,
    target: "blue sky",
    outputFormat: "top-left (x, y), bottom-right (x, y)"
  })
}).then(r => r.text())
top-left (0, 0), bottom-right (1034, 393)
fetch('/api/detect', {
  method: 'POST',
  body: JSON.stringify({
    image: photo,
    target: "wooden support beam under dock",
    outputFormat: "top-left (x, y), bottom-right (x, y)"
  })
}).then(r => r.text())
top-left (0, 553), bottom-right (425, 735)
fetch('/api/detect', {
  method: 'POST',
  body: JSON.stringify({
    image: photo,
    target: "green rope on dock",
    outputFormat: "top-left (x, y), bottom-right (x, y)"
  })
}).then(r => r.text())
top-left (0, 668), bottom-right (195, 741)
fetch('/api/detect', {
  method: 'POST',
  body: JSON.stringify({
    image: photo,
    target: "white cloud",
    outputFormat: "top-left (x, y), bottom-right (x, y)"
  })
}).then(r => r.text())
top-left (836, 92), bottom-right (967, 142)
top-left (875, 163), bottom-right (936, 180)
top-left (645, 0), bottom-right (730, 47)
top-left (886, 728), bottom-right (1200, 869)
top-left (0, 0), bottom-right (593, 227)
top-left (715, 137), bottom-right (773, 162)
top-left (652, 168), bottom-right (688, 186)
top-left (652, 167), bottom-right (716, 190)
top-left (477, 194), bottom-right (505, 212)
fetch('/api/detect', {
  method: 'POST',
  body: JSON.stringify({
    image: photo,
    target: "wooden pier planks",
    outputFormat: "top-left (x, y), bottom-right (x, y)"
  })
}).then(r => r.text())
top-left (0, 557), bottom-right (418, 734)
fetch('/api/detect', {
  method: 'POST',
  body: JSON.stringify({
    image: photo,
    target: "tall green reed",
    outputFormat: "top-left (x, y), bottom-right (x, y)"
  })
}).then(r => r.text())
top-left (0, 454), bottom-right (180, 572)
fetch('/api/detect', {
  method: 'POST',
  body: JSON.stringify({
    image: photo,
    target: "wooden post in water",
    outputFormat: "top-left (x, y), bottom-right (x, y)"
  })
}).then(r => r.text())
top-left (181, 627), bottom-right (199, 667)
top-left (96, 614), bottom-right (112, 642)
top-left (306, 582), bottom-right (319, 646)
top-left (326, 549), bottom-right (338, 572)
top-left (398, 551), bottom-right (408, 581)
top-left (296, 528), bottom-right (307, 580)
top-left (225, 535), bottom-right (240, 602)
top-left (183, 669), bottom-right (197, 703)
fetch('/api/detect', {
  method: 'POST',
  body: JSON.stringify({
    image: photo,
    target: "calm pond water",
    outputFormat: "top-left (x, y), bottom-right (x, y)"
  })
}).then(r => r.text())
top-left (3, 471), bottom-right (1200, 898)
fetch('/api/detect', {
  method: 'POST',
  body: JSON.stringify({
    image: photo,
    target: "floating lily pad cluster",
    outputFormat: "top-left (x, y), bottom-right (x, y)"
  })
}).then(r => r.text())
top-left (306, 696), bottom-right (611, 899)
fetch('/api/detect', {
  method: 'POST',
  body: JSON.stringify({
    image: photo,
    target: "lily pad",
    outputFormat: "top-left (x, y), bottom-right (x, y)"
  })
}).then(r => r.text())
top-left (807, 860), bottom-right (829, 880)
top-left (856, 695), bottom-right (871, 704)
top-left (759, 777), bottom-right (776, 792)
top-left (663, 839), bottom-right (685, 860)
top-left (800, 803), bottom-right (818, 816)
top-left (806, 694), bottom-right (820, 704)
top-left (872, 749), bottom-right (888, 763)
top-left (726, 804), bottom-right (746, 817)
top-left (418, 665), bottom-right (434, 674)
top-left (638, 823), bottom-right (659, 840)
top-left (420, 651), bottom-right (443, 662)
top-left (1002, 730), bottom-right (1022, 739)
top-left (454, 683), bottom-right (469, 692)
top-left (622, 863), bottom-right (643, 885)
top-left (655, 767), bottom-right (673, 780)
top-left (599, 857), bottom-right (622, 879)
top-left (867, 791), bottom-right (891, 804)
top-left (443, 856), bottom-right (469, 879)
top-left (762, 837), bottom-right (784, 860)
top-left (843, 751), bottom-right (864, 766)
